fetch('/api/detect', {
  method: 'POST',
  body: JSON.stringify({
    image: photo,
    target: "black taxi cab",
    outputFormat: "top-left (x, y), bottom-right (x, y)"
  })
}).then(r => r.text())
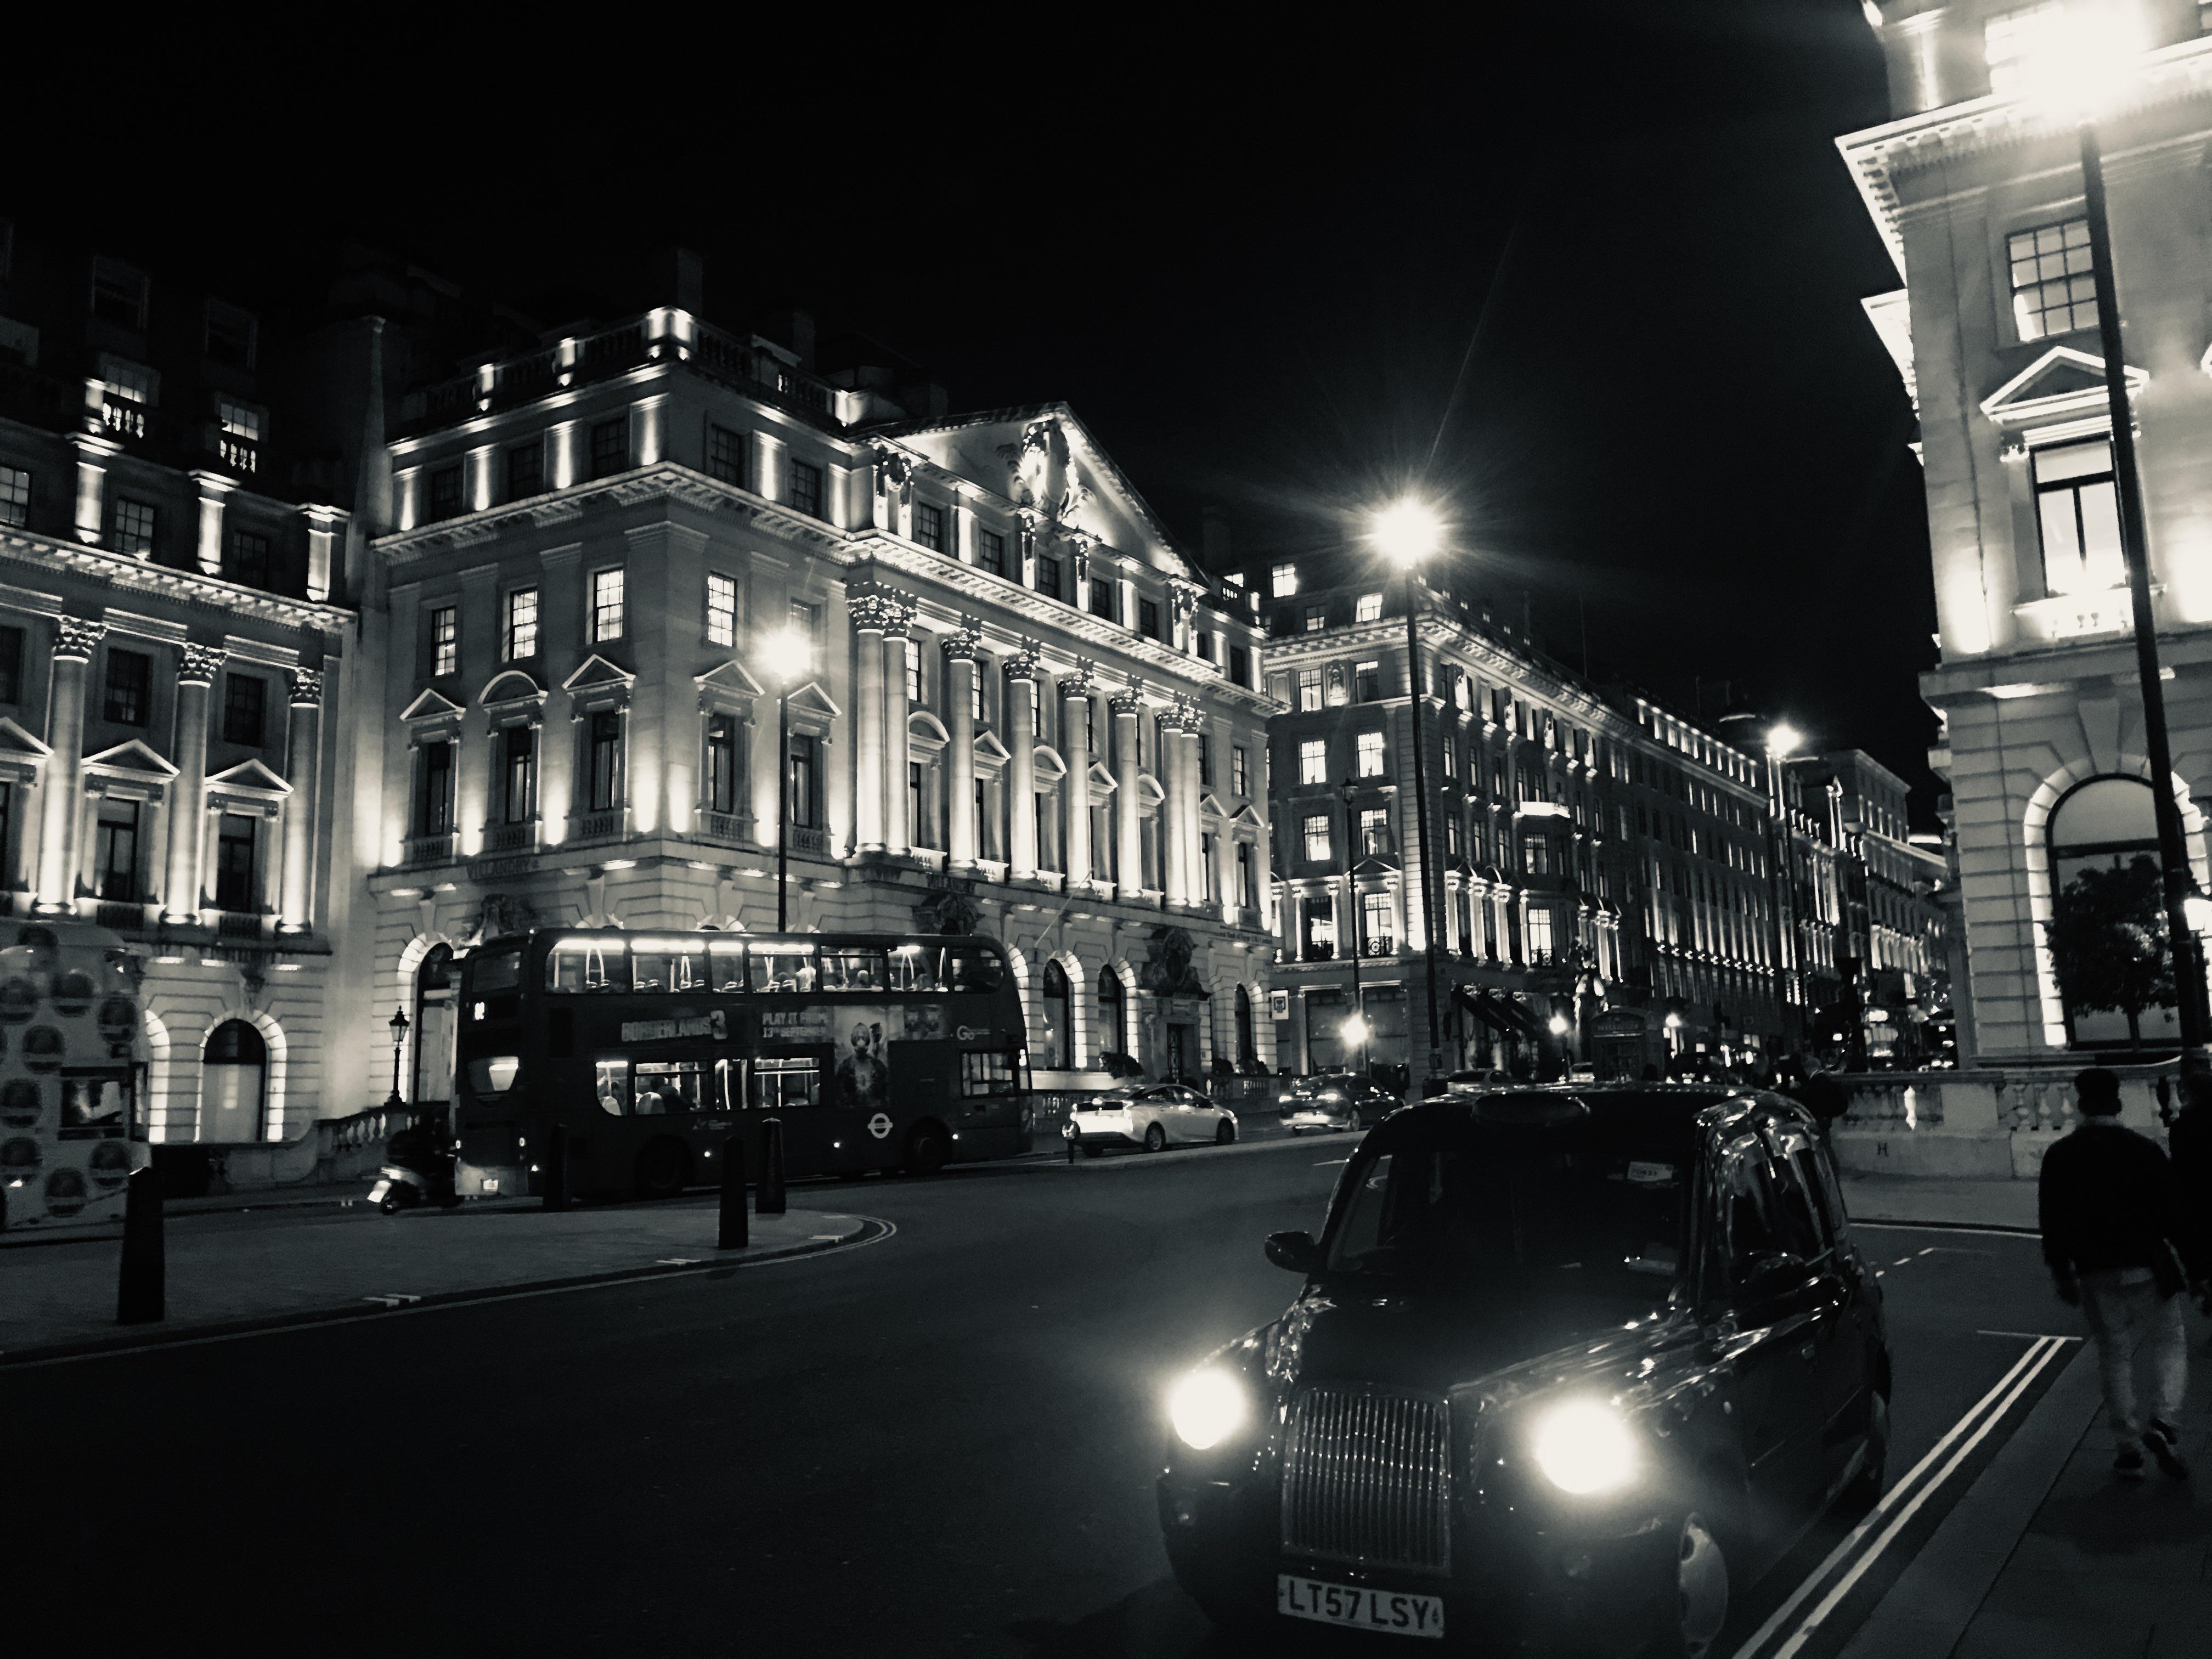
top-left (1156, 1087), bottom-right (1889, 1656)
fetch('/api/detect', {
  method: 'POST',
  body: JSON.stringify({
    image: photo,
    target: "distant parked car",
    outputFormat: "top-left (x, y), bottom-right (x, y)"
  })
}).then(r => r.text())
top-left (1065, 1082), bottom-right (1237, 1155)
top-left (1278, 1076), bottom-right (1397, 1135)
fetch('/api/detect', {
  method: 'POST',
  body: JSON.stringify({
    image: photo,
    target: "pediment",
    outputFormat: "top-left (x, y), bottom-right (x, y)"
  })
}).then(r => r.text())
top-left (206, 758), bottom-right (293, 796)
top-left (1135, 771), bottom-right (1165, 805)
top-left (695, 659), bottom-right (764, 698)
top-left (972, 730), bottom-right (1011, 765)
top-left (0, 716), bottom-right (52, 761)
top-left (1231, 803), bottom-right (1263, 827)
top-left (479, 669), bottom-right (545, 708)
top-left (786, 680), bottom-right (840, 720)
top-left (83, 738), bottom-right (179, 779)
top-left (1032, 744), bottom-right (1068, 780)
top-left (561, 652), bottom-right (637, 693)
top-left (1087, 761), bottom-right (1118, 791)
top-left (907, 709), bottom-right (951, 746)
top-left (1199, 792), bottom-right (1227, 819)
top-left (1351, 854), bottom-right (1401, 878)
top-left (399, 688), bottom-right (465, 723)
top-left (1980, 346), bottom-right (2147, 424)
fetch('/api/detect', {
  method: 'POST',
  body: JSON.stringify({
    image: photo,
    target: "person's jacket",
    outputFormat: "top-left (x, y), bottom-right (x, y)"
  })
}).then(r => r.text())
top-left (2039, 1119), bottom-right (2193, 1289)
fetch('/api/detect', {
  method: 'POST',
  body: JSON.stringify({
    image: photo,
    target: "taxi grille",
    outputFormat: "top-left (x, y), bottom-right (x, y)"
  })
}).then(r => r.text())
top-left (1279, 1385), bottom-right (1452, 1575)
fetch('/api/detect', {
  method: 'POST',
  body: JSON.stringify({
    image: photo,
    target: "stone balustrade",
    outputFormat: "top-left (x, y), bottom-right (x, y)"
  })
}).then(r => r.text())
top-left (1832, 1060), bottom-right (2176, 1181)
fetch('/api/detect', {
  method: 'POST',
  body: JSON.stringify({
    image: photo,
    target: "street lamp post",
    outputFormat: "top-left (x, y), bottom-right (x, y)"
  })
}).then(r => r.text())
top-left (1763, 724), bottom-right (1807, 1057)
top-left (1372, 501), bottom-right (1446, 1082)
top-left (385, 1006), bottom-right (410, 1110)
top-left (757, 627), bottom-right (814, 935)
top-left (1340, 781), bottom-right (1367, 1077)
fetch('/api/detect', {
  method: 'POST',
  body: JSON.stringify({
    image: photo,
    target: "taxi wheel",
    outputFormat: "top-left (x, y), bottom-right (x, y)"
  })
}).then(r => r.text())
top-left (1215, 1118), bottom-right (1235, 1146)
top-left (1143, 1123), bottom-right (1167, 1153)
top-left (1649, 1509), bottom-right (1730, 1659)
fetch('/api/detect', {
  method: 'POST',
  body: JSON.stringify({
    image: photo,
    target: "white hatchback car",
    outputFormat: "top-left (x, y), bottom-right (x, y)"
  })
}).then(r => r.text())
top-left (1064, 1083), bottom-right (1238, 1155)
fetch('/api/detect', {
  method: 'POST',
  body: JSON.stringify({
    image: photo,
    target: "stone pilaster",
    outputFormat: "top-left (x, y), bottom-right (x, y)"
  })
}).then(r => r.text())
top-left (1110, 681), bottom-right (1143, 896)
top-left (883, 602), bottom-right (912, 856)
top-left (1006, 645), bottom-right (1039, 879)
top-left (849, 592), bottom-right (895, 851)
top-left (1059, 661), bottom-right (1095, 888)
top-left (37, 618), bottom-right (105, 911)
top-left (944, 626), bottom-right (979, 868)
top-left (161, 644), bottom-right (224, 923)
top-left (280, 668), bottom-right (323, 932)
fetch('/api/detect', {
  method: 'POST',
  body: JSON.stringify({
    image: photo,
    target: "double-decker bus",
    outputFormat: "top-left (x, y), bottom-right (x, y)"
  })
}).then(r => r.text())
top-left (0, 921), bottom-right (144, 1230)
top-left (452, 929), bottom-right (1031, 1200)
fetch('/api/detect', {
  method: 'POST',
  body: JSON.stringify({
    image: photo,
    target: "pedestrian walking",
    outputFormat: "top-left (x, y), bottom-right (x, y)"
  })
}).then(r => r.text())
top-left (2039, 1066), bottom-right (2197, 1480)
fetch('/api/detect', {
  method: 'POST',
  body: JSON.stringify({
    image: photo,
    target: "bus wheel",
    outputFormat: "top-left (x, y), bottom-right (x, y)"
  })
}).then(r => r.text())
top-left (905, 1125), bottom-right (951, 1176)
top-left (634, 1138), bottom-right (689, 1200)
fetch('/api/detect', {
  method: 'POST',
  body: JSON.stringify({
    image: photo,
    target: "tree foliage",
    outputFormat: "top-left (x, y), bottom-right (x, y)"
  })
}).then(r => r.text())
top-left (2046, 855), bottom-right (2174, 1047)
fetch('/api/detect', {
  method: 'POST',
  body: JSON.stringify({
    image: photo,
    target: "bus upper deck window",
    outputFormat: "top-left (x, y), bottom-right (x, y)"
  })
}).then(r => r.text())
top-left (468, 949), bottom-right (522, 997)
top-left (819, 948), bottom-right (888, 992)
top-left (709, 941), bottom-right (748, 994)
top-left (945, 947), bottom-right (1003, 992)
top-left (550, 940), bottom-right (627, 994)
top-left (749, 945), bottom-right (817, 994)
top-left (633, 939), bottom-right (707, 995)
top-left (888, 945), bottom-right (941, 994)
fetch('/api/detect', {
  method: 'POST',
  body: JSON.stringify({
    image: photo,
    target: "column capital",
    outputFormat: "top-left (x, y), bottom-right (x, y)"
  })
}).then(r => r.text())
top-left (55, 617), bottom-right (106, 661)
top-left (848, 591), bottom-right (900, 633)
top-left (1109, 678), bottom-right (1146, 718)
top-left (879, 600), bottom-right (915, 642)
top-left (1004, 641), bottom-right (1043, 682)
top-left (289, 667), bottom-right (325, 707)
top-left (941, 620), bottom-right (983, 662)
top-left (1168, 693), bottom-right (1206, 734)
top-left (1057, 659), bottom-right (1097, 701)
top-left (179, 644), bottom-right (227, 686)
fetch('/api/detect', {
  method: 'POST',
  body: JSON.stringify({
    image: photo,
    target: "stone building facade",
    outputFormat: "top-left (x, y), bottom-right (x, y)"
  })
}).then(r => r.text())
top-left (1845, 2), bottom-right (2212, 1061)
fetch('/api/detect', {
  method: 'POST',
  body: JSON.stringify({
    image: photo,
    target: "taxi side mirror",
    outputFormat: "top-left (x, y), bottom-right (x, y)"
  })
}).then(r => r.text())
top-left (1739, 1251), bottom-right (1808, 1303)
top-left (1265, 1230), bottom-right (1319, 1273)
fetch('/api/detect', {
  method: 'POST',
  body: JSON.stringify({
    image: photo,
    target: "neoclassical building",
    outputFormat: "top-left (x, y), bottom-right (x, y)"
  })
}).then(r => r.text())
top-left (1846, 3), bottom-right (2212, 1061)
top-left (364, 308), bottom-right (1277, 1109)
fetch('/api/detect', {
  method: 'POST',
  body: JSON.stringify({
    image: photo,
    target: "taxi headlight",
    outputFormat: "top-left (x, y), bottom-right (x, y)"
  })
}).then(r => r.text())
top-left (1168, 1366), bottom-right (1250, 1451)
top-left (1531, 1400), bottom-right (1639, 1496)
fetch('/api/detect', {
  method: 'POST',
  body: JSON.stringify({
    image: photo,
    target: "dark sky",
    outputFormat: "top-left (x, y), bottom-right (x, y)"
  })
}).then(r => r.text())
top-left (32, 1), bottom-right (1933, 813)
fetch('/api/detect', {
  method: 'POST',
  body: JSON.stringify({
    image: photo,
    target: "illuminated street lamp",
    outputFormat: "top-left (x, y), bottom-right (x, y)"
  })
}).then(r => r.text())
top-left (1341, 1011), bottom-right (1372, 1071)
top-left (1369, 498), bottom-right (1447, 1082)
top-left (1762, 721), bottom-right (1809, 1055)
top-left (2018, 10), bottom-right (2211, 1061)
top-left (756, 627), bottom-right (814, 932)
top-left (385, 1005), bottom-right (410, 1110)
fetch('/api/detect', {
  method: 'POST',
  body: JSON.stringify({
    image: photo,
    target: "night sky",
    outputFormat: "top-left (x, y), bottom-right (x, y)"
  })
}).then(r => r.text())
top-left (28, 1), bottom-right (1931, 810)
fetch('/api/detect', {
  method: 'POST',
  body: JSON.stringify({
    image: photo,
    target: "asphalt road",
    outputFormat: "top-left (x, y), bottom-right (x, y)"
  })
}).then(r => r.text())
top-left (3, 1133), bottom-right (2069, 1657)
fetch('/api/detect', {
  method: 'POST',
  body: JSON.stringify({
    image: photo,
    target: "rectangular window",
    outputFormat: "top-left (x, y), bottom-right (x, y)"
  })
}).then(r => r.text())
top-left (1138, 596), bottom-right (1161, 638)
top-left (204, 301), bottom-right (256, 367)
top-left (104, 649), bottom-right (150, 726)
top-left (914, 501), bottom-right (946, 552)
top-left (431, 606), bottom-right (458, 677)
top-left (215, 813), bottom-right (256, 910)
top-left (708, 424), bottom-right (746, 487)
top-left (1270, 562), bottom-right (1299, 597)
top-left (790, 597), bottom-right (819, 639)
top-left (1232, 746), bottom-right (1248, 796)
top-left (1297, 667), bottom-right (1323, 713)
top-left (1355, 661), bottom-right (1381, 702)
top-left (2008, 218), bottom-right (2095, 341)
top-left (1090, 577), bottom-right (1116, 622)
top-left (589, 417), bottom-right (627, 479)
top-left (586, 710), bottom-right (623, 811)
top-left (90, 257), bottom-right (147, 329)
top-left (1303, 606), bottom-right (1327, 633)
top-left (977, 526), bottom-right (1006, 576)
top-left (1523, 836), bottom-right (1551, 876)
top-left (421, 740), bottom-right (455, 834)
top-left (505, 587), bottom-right (540, 660)
top-left (1524, 908), bottom-right (1555, 963)
top-left (0, 626), bottom-right (20, 702)
top-left (1984, 2), bottom-right (2064, 95)
top-left (1036, 557), bottom-right (1063, 600)
top-left (506, 440), bottom-right (543, 501)
top-left (787, 732), bottom-right (818, 827)
top-left (111, 498), bottom-right (156, 557)
top-left (904, 637), bottom-right (921, 704)
top-left (502, 725), bottom-right (537, 824)
top-left (1229, 643), bottom-right (1250, 687)
top-left (1196, 630), bottom-right (1214, 661)
top-left (1355, 591), bottom-right (1383, 623)
top-left (706, 714), bottom-right (738, 814)
top-left (970, 663), bottom-right (984, 722)
top-left (960, 1051), bottom-right (1017, 1098)
top-left (222, 673), bottom-right (266, 746)
top-left (1302, 814), bottom-right (1331, 862)
top-left (428, 464), bottom-right (463, 521)
top-left (1359, 806), bottom-right (1389, 856)
top-left (1299, 738), bottom-right (1327, 786)
top-left (1302, 895), bottom-right (1336, 958)
top-left (590, 568), bottom-right (625, 642)
top-left (706, 572), bottom-right (737, 647)
top-left (0, 465), bottom-right (27, 528)
top-left (1356, 730), bottom-right (1385, 777)
top-left (787, 458), bottom-right (823, 518)
top-left (2033, 438), bottom-right (2124, 596)
top-left (1362, 891), bottom-right (1392, 952)
top-left (226, 529), bottom-right (270, 589)
top-left (95, 801), bottom-right (139, 901)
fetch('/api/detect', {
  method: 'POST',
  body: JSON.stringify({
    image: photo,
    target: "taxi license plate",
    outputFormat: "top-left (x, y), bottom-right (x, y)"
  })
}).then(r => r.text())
top-left (1277, 1574), bottom-right (1444, 1640)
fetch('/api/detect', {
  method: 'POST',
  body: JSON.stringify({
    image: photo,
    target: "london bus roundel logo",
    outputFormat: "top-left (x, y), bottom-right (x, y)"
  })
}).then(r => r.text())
top-left (868, 1113), bottom-right (893, 1140)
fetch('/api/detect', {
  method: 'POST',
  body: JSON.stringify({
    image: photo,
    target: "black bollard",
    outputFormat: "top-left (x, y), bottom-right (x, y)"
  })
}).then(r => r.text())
top-left (541, 1121), bottom-right (568, 1212)
top-left (117, 1164), bottom-right (165, 1325)
top-left (758, 1118), bottom-right (787, 1216)
top-left (719, 1133), bottom-right (749, 1249)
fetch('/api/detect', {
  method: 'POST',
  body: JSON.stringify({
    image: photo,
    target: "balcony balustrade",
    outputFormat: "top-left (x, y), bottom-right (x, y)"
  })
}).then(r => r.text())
top-left (402, 830), bottom-right (458, 867)
top-left (787, 823), bottom-right (830, 857)
top-left (481, 821), bottom-right (539, 856)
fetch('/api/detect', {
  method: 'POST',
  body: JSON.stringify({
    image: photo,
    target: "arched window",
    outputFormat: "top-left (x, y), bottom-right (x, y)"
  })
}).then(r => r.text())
top-left (2047, 776), bottom-right (2175, 1046)
top-left (200, 1020), bottom-right (267, 1143)
top-left (1099, 969), bottom-right (1125, 1058)
top-left (1042, 960), bottom-right (1071, 1070)
top-left (1234, 984), bottom-right (1255, 1067)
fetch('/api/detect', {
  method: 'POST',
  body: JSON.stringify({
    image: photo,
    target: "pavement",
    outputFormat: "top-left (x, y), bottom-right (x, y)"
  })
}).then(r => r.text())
top-left (1838, 1170), bottom-right (2041, 1231)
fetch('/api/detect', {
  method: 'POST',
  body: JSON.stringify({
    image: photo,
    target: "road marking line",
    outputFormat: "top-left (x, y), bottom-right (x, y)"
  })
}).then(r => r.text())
top-left (1852, 1220), bottom-right (2039, 1239)
top-left (1976, 1330), bottom-right (2084, 1342)
top-left (1726, 1334), bottom-right (2061, 1659)
top-left (655, 1258), bottom-right (704, 1266)
top-left (1892, 1257), bottom-right (1912, 1266)
top-left (361, 1294), bottom-right (421, 1308)
top-left (1763, 1337), bottom-right (2069, 1659)
top-left (1917, 1248), bottom-right (1937, 1256)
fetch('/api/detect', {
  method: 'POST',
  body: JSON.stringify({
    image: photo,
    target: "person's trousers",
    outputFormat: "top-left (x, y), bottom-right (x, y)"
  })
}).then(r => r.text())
top-left (2079, 1269), bottom-right (2188, 1438)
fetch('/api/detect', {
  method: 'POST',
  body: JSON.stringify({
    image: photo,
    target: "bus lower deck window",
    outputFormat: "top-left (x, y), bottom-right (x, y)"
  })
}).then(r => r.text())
top-left (961, 1051), bottom-right (1015, 1097)
top-left (594, 1060), bottom-right (630, 1115)
top-left (753, 1056), bottom-right (820, 1110)
top-left (635, 1060), bottom-right (704, 1115)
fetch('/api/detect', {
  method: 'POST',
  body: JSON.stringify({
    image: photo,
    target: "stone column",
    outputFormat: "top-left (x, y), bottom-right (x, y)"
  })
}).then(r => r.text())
top-left (37, 618), bottom-right (105, 911)
top-left (1110, 684), bottom-right (1143, 896)
top-left (161, 644), bottom-right (224, 923)
top-left (1059, 663), bottom-right (1094, 889)
top-left (850, 594), bottom-right (891, 851)
top-left (883, 605), bottom-right (912, 857)
top-left (944, 628), bottom-right (979, 868)
top-left (71, 436), bottom-right (115, 546)
top-left (191, 471), bottom-right (234, 575)
top-left (1163, 709), bottom-right (1190, 908)
top-left (1006, 648), bottom-right (1039, 879)
top-left (280, 668), bottom-right (323, 932)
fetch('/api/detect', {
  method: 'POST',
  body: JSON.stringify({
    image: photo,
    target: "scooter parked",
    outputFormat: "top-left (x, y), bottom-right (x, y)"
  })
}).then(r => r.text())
top-left (365, 1117), bottom-right (461, 1214)
top-left (367, 1161), bottom-right (431, 1214)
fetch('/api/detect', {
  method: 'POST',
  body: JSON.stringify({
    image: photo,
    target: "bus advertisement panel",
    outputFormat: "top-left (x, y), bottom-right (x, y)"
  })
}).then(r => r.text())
top-left (452, 930), bottom-right (1029, 1200)
top-left (0, 922), bottom-right (144, 1229)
